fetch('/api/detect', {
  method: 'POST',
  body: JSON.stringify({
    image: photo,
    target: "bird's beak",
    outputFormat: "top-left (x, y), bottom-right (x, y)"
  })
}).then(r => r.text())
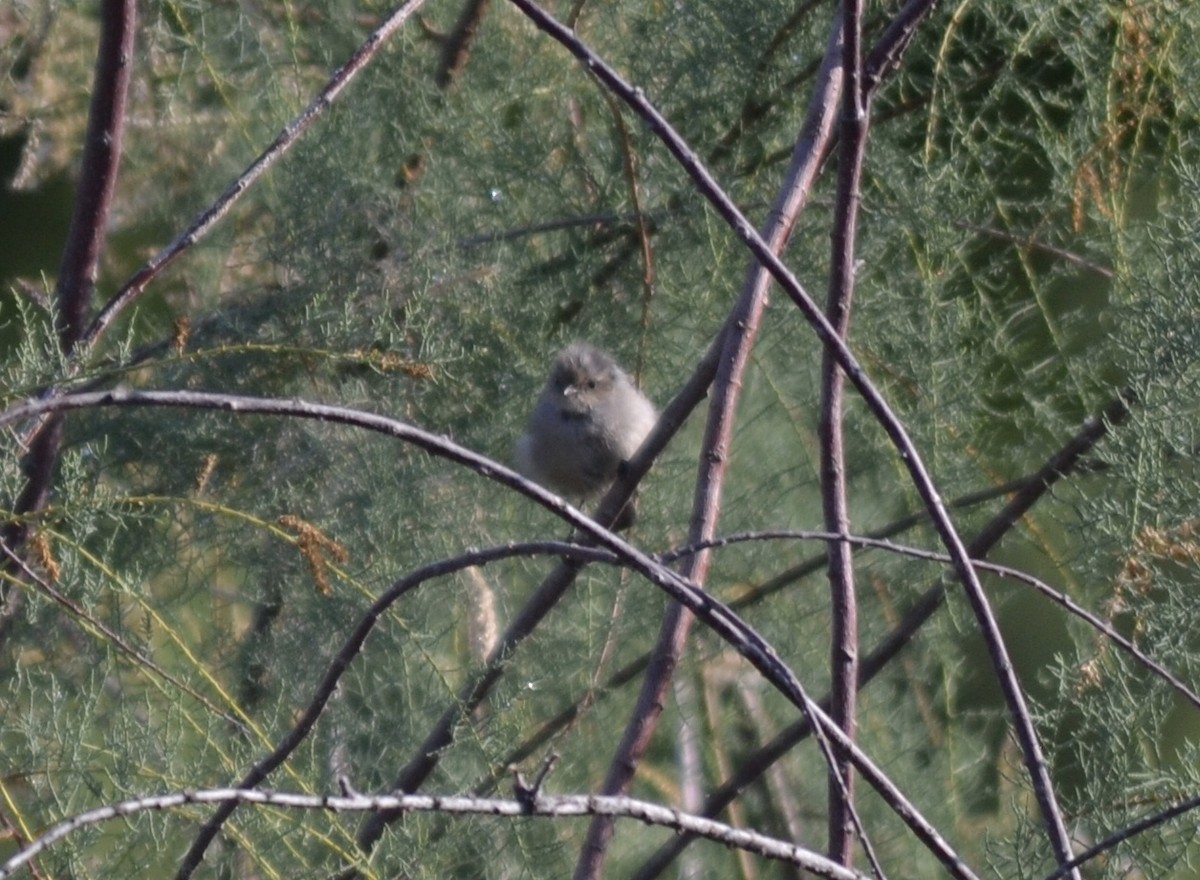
top-left (563, 385), bottom-right (579, 397)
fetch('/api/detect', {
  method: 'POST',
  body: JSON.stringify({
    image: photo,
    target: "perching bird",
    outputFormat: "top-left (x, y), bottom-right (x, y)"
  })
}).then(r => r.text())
top-left (515, 343), bottom-right (657, 514)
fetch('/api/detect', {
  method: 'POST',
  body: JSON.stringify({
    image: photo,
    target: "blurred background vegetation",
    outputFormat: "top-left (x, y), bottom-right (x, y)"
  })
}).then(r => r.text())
top-left (2, 0), bottom-right (1199, 877)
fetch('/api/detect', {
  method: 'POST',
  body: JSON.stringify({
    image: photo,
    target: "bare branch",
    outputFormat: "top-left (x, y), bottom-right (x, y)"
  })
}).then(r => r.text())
top-left (664, 529), bottom-right (1200, 713)
top-left (55, 0), bottom-right (136, 352)
top-left (1043, 793), bottom-right (1200, 880)
top-left (822, 0), bottom-right (865, 863)
top-left (2, 787), bottom-right (879, 880)
top-left (476, 472), bottom-right (1029, 801)
top-left (1, 0), bottom-right (136, 643)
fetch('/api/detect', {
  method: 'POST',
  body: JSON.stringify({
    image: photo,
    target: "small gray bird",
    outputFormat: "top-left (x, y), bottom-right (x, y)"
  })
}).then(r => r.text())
top-left (515, 343), bottom-right (657, 504)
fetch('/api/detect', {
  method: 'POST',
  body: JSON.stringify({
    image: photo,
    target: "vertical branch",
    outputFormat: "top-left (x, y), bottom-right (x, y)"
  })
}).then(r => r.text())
top-left (570, 18), bottom-right (847, 880)
top-left (55, 0), bottom-right (136, 354)
top-left (0, 0), bottom-right (136, 638)
top-left (822, 0), bottom-right (864, 866)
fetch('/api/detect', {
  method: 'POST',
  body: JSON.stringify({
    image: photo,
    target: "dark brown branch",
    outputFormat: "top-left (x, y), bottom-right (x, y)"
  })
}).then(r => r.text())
top-left (1, 0), bottom-right (136, 641)
top-left (822, 0), bottom-right (865, 864)
top-left (436, 0), bottom-right (491, 89)
top-left (55, 0), bottom-right (136, 353)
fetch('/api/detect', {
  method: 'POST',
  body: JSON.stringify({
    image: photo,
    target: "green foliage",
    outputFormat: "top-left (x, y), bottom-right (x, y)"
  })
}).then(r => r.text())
top-left (3, 0), bottom-right (1200, 877)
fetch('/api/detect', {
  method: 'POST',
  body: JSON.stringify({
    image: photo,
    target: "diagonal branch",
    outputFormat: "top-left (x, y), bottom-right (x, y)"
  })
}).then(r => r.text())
top-left (436, 0), bottom-right (493, 89)
top-left (573, 13), bottom-right (850, 880)
top-left (501, 3), bottom-right (1079, 873)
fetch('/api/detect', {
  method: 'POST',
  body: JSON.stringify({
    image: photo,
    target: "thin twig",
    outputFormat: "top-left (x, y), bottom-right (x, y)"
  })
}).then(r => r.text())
top-left (1043, 792), bottom-right (1200, 880)
top-left (956, 221), bottom-right (1115, 279)
top-left (663, 529), bottom-right (1200, 713)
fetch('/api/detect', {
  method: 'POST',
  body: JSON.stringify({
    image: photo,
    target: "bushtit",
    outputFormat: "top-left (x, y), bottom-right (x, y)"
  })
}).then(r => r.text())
top-left (515, 343), bottom-right (657, 509)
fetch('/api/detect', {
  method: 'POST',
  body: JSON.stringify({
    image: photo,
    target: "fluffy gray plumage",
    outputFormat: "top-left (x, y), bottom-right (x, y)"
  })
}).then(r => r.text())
top-left (515, 343), bottom-right (657, 499)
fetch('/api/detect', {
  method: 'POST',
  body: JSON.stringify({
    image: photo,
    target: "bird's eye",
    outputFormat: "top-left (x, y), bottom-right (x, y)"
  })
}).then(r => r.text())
top-left (586, 380), bottom-right (597, 390)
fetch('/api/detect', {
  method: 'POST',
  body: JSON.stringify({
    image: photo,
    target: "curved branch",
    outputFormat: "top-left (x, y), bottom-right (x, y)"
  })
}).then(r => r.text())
top-left (3, 787), bottom-right (878, 880)
top-left (663, 529), bottom-right (1200, 713)
top-left (0, 387), bottom-right (978, 879)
